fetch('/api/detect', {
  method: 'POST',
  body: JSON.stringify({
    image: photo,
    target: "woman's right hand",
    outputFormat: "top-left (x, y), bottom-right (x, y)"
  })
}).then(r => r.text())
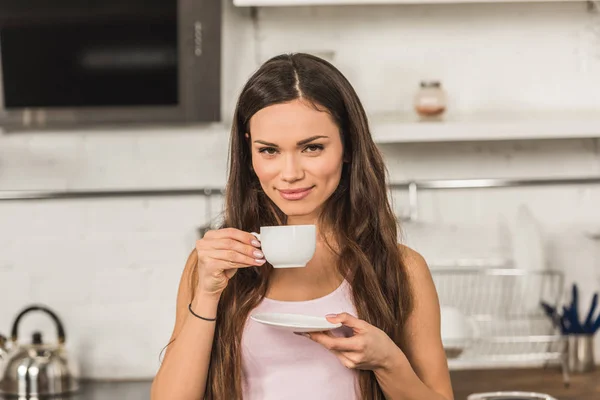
top-left (195, 228), bottom-right (266, 298)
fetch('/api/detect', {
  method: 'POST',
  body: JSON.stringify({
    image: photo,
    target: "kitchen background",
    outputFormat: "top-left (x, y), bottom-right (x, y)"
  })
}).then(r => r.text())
top-left (1, 0), bottom-right (600, 385)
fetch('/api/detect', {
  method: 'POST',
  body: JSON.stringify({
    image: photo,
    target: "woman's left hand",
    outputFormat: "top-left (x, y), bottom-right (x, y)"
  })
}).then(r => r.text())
top-left (298, 312), bottom-right (405, 371)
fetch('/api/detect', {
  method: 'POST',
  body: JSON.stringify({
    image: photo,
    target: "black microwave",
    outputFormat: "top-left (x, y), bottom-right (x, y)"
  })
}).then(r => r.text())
top-left (0, 0), bottom-right (221, 131)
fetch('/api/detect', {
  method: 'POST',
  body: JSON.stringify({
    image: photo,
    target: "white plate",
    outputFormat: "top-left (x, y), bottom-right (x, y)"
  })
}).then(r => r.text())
top-left (250, 312), bottom-right (342, 333)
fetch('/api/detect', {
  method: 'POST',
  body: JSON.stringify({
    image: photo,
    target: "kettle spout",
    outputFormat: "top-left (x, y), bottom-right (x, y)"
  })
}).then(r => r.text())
top-left (0, 334), bottom-right (7, 360)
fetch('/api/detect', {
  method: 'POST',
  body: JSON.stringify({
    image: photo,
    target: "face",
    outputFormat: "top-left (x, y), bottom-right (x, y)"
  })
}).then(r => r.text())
top-left (248, 98), bottom-right (344, 225)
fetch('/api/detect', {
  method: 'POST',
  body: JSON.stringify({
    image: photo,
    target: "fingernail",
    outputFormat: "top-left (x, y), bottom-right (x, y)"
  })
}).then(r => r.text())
top-left (325, 313), bottom-right (337, 318)
top-left (251, 240), bottom-right (261, 247)
top-left (253, 250), bottom-right (264, 258)
top-left (255, 258), bottom-right (266, 264)
top-left (294, 332), bottom-right (310, 338)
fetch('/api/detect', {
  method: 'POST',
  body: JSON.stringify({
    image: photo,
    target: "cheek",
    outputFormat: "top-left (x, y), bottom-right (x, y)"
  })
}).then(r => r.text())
top-left (308, 155), bottom-right (343, 180)
top-left (252, 156), bottom-right (277, 182)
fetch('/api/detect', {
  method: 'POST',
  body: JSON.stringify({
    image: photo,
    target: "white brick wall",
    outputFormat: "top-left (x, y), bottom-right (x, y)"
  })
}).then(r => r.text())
top-left (1, 0), bottom-right (600, 379)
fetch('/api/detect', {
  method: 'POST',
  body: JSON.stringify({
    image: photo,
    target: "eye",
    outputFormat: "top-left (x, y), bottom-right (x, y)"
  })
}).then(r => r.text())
top-left (304, 144), bottom-right (324, 153)
top-left (258, 147), bottom-right (278, 155)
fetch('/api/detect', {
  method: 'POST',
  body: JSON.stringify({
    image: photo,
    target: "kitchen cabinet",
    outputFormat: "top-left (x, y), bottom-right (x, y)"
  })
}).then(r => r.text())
top-left (451, 367), bottom-right (600, 400)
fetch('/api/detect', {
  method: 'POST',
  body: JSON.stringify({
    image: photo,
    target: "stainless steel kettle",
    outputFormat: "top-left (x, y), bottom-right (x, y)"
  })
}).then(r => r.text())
top-left (0, 305), bottom-right (79, 397)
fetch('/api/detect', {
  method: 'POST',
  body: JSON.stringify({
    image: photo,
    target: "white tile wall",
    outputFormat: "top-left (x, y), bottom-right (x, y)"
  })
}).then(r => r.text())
top-left (1, 0), bottom-right (600, 378)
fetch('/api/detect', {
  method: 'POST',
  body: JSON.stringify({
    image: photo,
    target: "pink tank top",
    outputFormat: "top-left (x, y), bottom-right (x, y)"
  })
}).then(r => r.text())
top-left (241, 279), bottom-right (359, 400)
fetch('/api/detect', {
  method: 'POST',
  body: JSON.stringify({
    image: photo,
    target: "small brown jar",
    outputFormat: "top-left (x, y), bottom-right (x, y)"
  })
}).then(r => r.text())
top-left (414, 80), bottom-right (447, 120)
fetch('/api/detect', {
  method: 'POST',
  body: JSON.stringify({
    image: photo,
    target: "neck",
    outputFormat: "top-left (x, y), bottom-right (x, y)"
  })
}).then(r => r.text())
top-left (269, 231), bottom-right (342, 287)
top-left (286, 216), bottom-right (317, 226)
top-left (285, 207), bottom-right (322, 226)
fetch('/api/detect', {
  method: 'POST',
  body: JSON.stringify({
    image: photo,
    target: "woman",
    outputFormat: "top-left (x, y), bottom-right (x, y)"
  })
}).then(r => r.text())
top-left (151, 53), bottom-right (453, 400)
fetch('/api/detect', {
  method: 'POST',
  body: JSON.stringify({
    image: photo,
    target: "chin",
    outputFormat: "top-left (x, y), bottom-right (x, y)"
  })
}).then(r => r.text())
top-left (275, 202), bottom-right (319, 218)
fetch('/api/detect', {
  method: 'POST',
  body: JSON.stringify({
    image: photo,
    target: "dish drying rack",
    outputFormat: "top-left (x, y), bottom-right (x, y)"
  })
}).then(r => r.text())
top-left (431, 268), bottom-right (568, 384)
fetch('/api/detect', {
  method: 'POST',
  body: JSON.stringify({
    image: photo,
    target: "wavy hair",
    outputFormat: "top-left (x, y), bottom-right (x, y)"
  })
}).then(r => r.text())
top-left (191, 53), bottom-right (413, 399)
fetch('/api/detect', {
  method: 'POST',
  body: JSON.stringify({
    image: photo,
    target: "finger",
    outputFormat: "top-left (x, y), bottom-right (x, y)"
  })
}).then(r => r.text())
top-left (303, 331), bottom-right (362, 352)
top-left (325, 313), bottom-right (368, 330)
top-left (332, 349), bottom-right (357, 370)
top-left (207, 250), bottom-right (266, 268)
top-left (208, 237), bottom-right (265, 261)
top-left (205, 228), bottom-right (261, 248)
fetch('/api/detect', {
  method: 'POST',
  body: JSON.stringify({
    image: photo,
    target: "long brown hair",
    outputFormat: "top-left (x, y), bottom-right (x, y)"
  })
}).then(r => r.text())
top-left (194, 53), bottom-right (413, 399)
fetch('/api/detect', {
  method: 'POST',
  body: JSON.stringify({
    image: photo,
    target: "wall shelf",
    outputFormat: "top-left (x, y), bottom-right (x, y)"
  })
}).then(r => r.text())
top-left (234, 0), bottom-right (586, 6)
top-left (369, 110), bottom-right (600, 143)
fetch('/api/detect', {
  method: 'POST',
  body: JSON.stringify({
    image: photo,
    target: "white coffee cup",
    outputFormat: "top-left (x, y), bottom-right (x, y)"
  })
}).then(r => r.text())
top-left (251, 225), bottom-right (316, 268)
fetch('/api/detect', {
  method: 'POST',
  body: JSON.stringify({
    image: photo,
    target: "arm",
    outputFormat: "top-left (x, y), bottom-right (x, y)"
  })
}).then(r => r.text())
top-left (151, 228), bottom-right (265, 400)
top-left (375, 246), bottom-right (453, 400)
top-left (150, 249), bottom-right (219, 400)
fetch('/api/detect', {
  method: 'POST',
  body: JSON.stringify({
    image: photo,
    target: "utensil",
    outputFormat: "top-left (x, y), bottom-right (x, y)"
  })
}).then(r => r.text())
top-left (583, 292), bottom-right (598, 332)
top-left (571, 283), bottom-right (581, 331)
top-left (592, 313), bottom-right (600, 334)
top-left (250, 313), bottom-right (342, 333)
top-left (563, 305), bottom-right (582, 334)
top-left (0, 305), bottom-right (79, 397)
top-left (540, 301), bottom-right (565, 334)
top-left (564, 285), bottom-right (600, 335)
top-left (541, 284), bottom-right (600, 335)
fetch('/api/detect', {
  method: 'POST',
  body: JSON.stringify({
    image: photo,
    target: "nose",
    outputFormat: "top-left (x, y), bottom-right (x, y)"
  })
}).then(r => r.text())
top-left (280, 153), bottom-right (304, 183)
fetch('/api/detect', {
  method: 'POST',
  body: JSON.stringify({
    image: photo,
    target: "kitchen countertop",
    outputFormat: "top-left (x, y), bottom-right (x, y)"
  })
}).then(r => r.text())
top-left (1, 368), bottom-right (597, 399)
top-left (0, 380), bottom-right (151, 400)
top-left (451, 367), bottom-right (600, 400)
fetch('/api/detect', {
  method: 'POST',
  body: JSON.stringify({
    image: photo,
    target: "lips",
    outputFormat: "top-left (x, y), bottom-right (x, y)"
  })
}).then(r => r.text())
top-left (278, 186), bottom-right (314, 201)
top-left (279, 187), bottom-right (314, 194)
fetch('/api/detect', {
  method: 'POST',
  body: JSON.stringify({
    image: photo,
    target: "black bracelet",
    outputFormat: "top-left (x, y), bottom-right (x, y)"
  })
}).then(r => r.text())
top-left (188, 303), bottom-right (217, 322)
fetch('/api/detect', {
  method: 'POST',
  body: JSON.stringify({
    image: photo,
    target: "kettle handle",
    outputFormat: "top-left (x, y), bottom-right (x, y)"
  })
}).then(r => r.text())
top-left (10, 305), bottom-right (66, 344)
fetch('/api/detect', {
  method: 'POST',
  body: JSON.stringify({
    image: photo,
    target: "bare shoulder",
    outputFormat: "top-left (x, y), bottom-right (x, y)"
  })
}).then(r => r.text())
top-left (398, 244), bottom-right (430, 278)
top-left (397, 244), bottom-right (437, 308)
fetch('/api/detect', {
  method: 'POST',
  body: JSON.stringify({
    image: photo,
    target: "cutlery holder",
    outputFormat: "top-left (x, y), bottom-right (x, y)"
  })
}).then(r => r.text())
top-left (567, 334), bottom-right (595, 373)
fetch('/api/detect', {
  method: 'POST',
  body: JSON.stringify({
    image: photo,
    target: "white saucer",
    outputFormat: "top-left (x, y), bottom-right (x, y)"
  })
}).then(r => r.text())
top-left (250, 312), bottom-right (342, 333)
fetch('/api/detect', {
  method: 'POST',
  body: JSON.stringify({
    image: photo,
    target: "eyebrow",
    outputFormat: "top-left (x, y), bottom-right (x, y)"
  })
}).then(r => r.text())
top-left (253, 135), bottom-right (329, 147)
